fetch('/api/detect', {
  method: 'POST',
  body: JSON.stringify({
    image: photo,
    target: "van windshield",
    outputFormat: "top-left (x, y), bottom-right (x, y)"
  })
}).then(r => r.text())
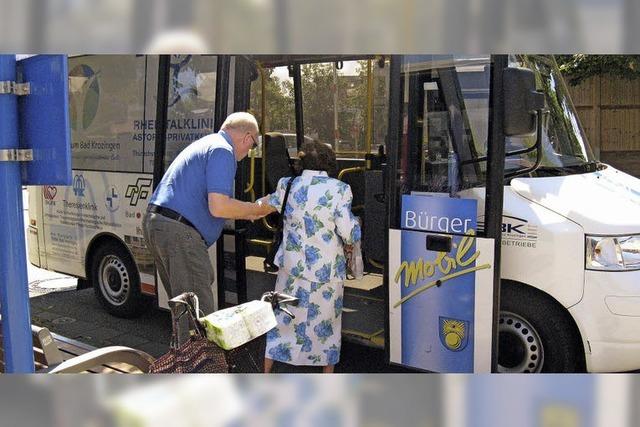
top-left (507, 55), bottom-right (598, 176)
top-left (402, 54), bottom-right (600, 194)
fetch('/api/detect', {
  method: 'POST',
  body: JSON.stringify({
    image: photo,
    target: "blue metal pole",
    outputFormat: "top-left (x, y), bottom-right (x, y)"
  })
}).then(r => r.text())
top-left (0, 55), bottom-right (35, 373)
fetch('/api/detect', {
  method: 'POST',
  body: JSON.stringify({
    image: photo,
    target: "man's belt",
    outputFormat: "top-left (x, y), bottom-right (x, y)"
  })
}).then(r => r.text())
top-left (147, 204), bottom-right (197, 231)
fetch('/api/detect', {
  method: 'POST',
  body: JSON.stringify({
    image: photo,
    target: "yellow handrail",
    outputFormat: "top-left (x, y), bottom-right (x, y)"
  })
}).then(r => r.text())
top-left (368, 258), bottom-right (384, 269)
top-left (244, 149), bottom-right (256, 200)
top-left (338, 166), bottom-right (366, 181)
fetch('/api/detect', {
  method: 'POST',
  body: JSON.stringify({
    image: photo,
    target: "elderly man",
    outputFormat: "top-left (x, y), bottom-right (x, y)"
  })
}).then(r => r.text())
top-left (143, 112), bottom-right (270, 315)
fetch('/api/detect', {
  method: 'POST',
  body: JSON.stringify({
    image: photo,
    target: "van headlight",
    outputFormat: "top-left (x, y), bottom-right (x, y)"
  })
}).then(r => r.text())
top-left (586, 235), bottom-right (640, 271)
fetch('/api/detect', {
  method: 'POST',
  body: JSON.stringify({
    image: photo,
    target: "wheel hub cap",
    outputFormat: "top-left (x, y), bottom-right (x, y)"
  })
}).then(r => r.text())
top-left (497, 311), bottom-right (544, 373)
top-left (98, 255), bottom-right (130, 306)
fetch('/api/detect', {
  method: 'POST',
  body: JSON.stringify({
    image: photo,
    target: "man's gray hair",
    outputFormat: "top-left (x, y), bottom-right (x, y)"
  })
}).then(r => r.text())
top-left (221, 112), bottom-right (259, 134)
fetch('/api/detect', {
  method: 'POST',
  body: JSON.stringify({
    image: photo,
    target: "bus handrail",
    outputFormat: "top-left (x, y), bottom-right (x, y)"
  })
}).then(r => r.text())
top-left (338, 166), bottom-right (366, 181)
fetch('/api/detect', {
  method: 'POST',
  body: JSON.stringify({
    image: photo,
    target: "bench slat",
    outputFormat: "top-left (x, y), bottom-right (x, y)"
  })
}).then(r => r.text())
top-left (1, 320), bottom-right (153, 373)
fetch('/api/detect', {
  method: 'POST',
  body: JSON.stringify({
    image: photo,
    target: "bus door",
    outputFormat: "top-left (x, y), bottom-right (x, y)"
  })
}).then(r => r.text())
top-left (386, 55), bottom-right (497, 372)
top-left (233, 56), bottom-right (392, 348)
top-left (153, 54), bottom-right (222, 309)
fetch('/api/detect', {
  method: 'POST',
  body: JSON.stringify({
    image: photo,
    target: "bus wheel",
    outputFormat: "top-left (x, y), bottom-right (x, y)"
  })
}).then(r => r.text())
top-left (91, 242), bottom-right (148, 318)
top-left (498, 284), bottom-right (584, 373)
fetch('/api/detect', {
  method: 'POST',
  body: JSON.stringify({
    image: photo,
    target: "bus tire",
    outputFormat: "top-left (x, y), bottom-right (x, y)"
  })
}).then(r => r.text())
top-left (498, 283), bottom-right (585, 373)
top-left (90, 241), bottom-right (148, 318)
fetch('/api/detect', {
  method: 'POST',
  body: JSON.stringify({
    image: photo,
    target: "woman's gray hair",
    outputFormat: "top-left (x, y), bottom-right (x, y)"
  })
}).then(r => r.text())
top-left (299, 140), bottom-right (337, 176)
top-left (221, 112), bottom-right (259, 134)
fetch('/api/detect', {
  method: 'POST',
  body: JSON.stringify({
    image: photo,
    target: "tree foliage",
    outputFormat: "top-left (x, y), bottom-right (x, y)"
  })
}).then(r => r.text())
top-left (556, 55), bottom-right (640, 85)
top-left (250, 59), bottom-right (388, 155)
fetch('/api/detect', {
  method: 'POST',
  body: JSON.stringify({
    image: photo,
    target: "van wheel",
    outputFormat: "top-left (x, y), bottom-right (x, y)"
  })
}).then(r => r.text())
top-left (498, 284), bottom-right (584, 373)
top-left (91, 242), bottom-right (148, 318)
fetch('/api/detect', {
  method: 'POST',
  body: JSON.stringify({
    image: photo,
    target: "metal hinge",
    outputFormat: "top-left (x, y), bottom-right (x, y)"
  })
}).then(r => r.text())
top-left (0, 149), bottom-right (33, 162)
top-left (0, 81), bottom-right (30, 96)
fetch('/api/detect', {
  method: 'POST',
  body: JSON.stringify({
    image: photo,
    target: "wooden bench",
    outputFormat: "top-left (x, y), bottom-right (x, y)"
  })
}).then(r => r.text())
top-left (0, 322), bottom-right (154, 373)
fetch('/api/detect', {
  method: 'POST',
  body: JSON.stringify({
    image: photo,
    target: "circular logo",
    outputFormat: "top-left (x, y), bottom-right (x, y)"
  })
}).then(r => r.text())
top-left (69, 64), bottom-right (100, 131)
top-left (444, 331), bottom-right (462, 350)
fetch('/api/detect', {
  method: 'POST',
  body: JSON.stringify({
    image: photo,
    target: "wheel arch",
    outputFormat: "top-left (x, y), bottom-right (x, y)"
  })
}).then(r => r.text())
top-left (84, 232), bottom-right (137, 280)
top-left (501, 279), bottom-right (587, 367)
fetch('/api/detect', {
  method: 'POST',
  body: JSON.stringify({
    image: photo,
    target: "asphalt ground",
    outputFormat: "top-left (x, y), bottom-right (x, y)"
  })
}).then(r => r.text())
top-left (29, 286), bottom-right (413, 373)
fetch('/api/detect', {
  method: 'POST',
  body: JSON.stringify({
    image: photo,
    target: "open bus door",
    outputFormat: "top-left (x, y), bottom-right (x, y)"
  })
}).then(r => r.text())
top-left (386, 55), bottom-right (544, 372)
top-left (228, 55), bottom-right (392, 352)
top-left (385, 55), bottom-right (497, 372)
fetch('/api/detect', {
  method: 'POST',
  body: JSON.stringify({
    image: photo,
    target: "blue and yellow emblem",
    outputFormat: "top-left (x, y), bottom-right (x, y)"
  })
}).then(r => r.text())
top-left (439, 317), bottom-right (469, 352)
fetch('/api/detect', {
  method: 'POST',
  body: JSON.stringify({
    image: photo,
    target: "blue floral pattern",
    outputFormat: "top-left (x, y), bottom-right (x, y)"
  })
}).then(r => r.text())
top-left (285, 230), bottom-right (302, 252)
top-left (315, 263), bottom-right (331, 282)
top-left (295, 286), bottom-right (310, 308)
top-left (294, 323), bottom-right (312, 352)
top-left (293, 186), bottom-right (309, 206)
top-left (314, 320), bottom-right (334, 344)
top-left (307, 303), bottom-right (320, 322)
top-left (316, 190), bottom-right (334, 210)
top-left (265, 270), bottom-right (344, 367)
top-left (266, 327), bottom-right (281, 342)
top-left (266, 170), bottom-right (361, 283)
top-left (334, 254), bottom-right (347, 278)
top-left (311, 176), bottom-right (330, 185)
top-left (264, 170), bottom-right (358, 366)
top-left (268, 343), bottom-right (292, 362)
top-left (322, 287), bottom-right (335, 301)
top-left (324, 345), bottom-right (340, 365)
top-left (334, 296), bottom-right (343, 318)
top-left (304, 245), bottom-right (321, 266)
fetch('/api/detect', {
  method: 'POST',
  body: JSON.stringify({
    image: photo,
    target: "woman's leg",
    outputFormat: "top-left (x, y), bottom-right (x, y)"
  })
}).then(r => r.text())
top-left (264, 357), bottom-right (275, 373)
top-left (322, 365), bottom-right (335, 374)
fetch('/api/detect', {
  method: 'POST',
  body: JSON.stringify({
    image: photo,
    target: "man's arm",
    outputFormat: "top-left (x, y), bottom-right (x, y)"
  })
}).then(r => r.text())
top-left (208, 193), bottom-right (274, 220)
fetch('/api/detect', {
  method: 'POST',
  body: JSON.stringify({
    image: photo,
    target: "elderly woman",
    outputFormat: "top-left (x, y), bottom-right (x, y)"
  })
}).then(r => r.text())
top-left (259, 140), bottom-right (361, 373)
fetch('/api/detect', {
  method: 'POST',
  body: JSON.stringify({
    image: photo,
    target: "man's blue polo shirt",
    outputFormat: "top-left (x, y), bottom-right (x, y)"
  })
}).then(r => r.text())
top-left (148, 130), bottom-right (236, 246)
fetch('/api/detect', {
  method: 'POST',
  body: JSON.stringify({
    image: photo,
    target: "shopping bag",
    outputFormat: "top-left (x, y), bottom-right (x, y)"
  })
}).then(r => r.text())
top-left (200, 300), bottom-right (277, 350)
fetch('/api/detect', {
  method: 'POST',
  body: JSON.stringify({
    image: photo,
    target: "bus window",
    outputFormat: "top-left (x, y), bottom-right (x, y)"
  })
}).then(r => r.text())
top-left (249, 65), bottom-right (297, 157)
top-left (69, 55), bottom-right (150, 173)
top-left (163, 55), bottom-right (218, 170)
top-left (400, 55), bottom-right (491, 194)
top-left (300, 59), bottom-right (390, 159)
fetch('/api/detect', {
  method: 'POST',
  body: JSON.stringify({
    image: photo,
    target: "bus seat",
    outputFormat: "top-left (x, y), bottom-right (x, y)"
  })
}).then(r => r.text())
top-left (363, 170), bottom-right (385, 263)
top-left (264, 132), bottom-right (294, 194)
top-left (340, 171), bottom-right (365, 213)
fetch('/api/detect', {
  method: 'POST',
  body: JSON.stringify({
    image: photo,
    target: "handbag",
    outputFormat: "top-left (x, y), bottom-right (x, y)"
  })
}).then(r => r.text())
top-left (264, 176), bottom-right (297, 272)
top-left (344, 240), bottom-right (364, 280)
top-left (149, 293), bottom-right (228, 373)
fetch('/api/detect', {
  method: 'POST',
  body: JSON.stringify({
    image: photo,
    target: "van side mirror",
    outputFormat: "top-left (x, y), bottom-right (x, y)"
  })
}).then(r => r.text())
top-left (503, 67), bottom-right (545, 137)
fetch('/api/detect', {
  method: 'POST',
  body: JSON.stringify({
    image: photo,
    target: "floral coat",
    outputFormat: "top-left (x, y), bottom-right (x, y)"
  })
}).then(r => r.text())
top-left (267, 170), bottom-right (362, 283)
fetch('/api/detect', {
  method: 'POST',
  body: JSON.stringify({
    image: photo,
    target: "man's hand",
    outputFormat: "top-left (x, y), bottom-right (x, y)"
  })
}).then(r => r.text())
top-left (251, 198), bottom-right (276, 219)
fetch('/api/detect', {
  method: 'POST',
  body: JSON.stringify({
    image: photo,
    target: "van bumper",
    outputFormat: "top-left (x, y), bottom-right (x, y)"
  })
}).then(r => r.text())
top-left (569, 270), bottom-right (640, 372)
